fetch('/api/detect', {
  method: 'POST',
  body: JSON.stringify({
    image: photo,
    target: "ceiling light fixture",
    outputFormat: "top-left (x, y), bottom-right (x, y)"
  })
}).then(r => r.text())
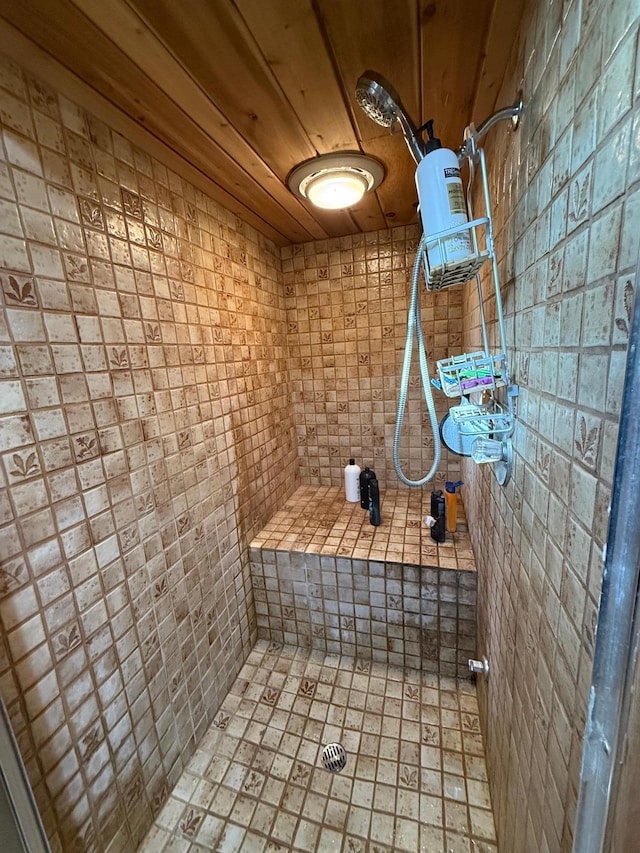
top-left (287, 153), bottom-right (384, 210)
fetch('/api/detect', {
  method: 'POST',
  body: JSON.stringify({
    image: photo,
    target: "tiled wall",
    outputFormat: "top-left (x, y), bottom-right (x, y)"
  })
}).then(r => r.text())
top-left (251, 548), bottom-right (476, 679)
top-left (4, 1), bottom-right (637, 851)
top-left (283, 231), bottom-right (463, 488)
top-left (462, 0), bottom-right (639, 851)
top-left (0, 53), bottom-right (298, 852)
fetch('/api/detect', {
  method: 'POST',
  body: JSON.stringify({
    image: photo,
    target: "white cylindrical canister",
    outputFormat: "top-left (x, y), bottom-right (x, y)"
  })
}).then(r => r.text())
top-left (344, 458), bottom-right (361, 502)
top-left (415, 145), bottom-right (471, 268)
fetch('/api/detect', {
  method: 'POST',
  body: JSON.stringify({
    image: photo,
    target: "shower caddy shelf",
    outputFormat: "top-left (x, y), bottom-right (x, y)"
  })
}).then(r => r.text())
top-left (422, 136), bottom-right (518, 485)
top-left (437, 350), bottom-right (507, 397)
top-left (355, 69), bottom-right (523, 489)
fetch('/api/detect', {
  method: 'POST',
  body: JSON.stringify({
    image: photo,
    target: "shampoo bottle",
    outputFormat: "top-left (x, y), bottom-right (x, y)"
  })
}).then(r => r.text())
top-left (359, 467), bottom-right (376, 509)
top-left (430, 489), bottom-right (446, 543)
top-left (344, 459), bottom-right (361, 502)
top-left (445, 480), bottom-right (463, 532)
top-left (369, 477), bottom-right (381, 526)
top-left (415, 120), bottom-right (472, 268)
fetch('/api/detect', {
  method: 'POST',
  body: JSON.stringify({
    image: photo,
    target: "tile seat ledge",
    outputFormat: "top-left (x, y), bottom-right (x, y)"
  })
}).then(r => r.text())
top-left (250, 484), bottom-right (476, 571)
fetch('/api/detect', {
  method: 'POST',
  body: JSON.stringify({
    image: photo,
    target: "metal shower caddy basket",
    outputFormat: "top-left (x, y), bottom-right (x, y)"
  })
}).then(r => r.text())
top-left (422, 139), bottom-right (518, 443)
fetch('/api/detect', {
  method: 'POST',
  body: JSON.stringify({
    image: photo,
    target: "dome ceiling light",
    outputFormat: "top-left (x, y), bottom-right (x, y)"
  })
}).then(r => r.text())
top-left (287, 153), bottom-right (384, 210)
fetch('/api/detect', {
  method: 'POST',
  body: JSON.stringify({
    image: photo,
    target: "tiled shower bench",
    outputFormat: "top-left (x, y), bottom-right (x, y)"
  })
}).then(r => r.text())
top-left (249, 486), bottom-right (477, 679)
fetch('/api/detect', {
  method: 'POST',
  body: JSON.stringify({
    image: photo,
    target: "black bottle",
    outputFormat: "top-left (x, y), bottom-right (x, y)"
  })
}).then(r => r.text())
top-left (430, 489), bottom-right (446, 543)
top-left (359, 467), bottom-right (376, 509)
top-left (369, 478), bottom-right (381, 526)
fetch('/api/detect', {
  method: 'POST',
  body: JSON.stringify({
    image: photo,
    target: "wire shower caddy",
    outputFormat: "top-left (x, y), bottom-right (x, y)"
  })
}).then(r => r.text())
top-left (420, 133), bottom-right (518, 483)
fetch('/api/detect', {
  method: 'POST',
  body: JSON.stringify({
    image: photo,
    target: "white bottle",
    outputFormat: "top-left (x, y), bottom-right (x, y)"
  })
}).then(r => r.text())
top-left (415, 120), bottom-right (472, 269)
top-left (344, 458), bottom-right (361, 502)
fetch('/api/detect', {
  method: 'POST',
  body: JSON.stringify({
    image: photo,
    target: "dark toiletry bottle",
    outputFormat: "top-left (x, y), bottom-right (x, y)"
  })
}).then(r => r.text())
top-left (369, 478), bottom-right (381, 526)
top-left (430, 490), bottom-right (446, 542)
top-left (360, 467), bottom-right (376, 509)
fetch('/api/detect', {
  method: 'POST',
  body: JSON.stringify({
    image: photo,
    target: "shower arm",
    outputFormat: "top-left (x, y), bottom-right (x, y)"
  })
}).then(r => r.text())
top-left (399, 91), bottom-right (523, 165)
top-left (458, 91), bottom-right (523, 159)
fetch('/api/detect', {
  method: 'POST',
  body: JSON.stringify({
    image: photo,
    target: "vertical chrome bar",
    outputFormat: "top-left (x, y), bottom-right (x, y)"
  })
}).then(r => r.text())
top-left (462, 148), bottom-right (490, 360)
top-left (478, 148), bottom-right (510, 378)
top-left (476, 274), bottom-right (491, 357)
top-left (572, 248), bottom-right (640, 853)
top-left (0, 699), bottom-right (51, 852)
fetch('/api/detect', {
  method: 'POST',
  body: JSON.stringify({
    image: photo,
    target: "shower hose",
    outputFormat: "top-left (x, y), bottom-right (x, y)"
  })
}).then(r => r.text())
top-left (393, 234), bottom-right (441, 486)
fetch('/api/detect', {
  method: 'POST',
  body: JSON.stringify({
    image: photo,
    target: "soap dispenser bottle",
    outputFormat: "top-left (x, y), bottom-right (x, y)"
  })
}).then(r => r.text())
top-left (445, 480), bottom-right (463, 533)
top-left (344, 459), bottom-right (361, 502)
top-left (415, 119), bottom-right (472, 268)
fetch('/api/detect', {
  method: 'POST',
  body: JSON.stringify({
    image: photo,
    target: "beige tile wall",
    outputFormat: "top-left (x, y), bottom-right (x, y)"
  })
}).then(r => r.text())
top-left (251, 547), bottom-right (477, 679)
top-left (283, 231), bottom-right (463, 488)
top-left (4, 1), bottom-right (637, 851)
top-left (0, 53), bottom-right (298, 852)
top-left (462, 0), bottom-right (639, 850)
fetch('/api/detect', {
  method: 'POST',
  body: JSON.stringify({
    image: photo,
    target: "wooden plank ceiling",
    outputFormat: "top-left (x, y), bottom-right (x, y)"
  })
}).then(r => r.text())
top-left (0, 0), bottom-right (524, 246)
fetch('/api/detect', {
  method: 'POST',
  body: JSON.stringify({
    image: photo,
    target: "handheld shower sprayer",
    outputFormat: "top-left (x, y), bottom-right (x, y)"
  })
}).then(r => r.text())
top-left (355, 71), bottom-right (425, 165)
top-left (355, 70), bottom-right (523, 488)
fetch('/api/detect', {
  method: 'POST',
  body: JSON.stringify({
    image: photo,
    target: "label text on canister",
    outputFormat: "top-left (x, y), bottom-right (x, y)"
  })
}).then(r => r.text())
top-left (447, 183), bottom-right (466, 215)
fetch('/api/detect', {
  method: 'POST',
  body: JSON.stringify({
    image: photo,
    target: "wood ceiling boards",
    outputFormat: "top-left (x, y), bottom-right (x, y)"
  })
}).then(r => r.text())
top-left (0, 0), bottom-right (524, 246)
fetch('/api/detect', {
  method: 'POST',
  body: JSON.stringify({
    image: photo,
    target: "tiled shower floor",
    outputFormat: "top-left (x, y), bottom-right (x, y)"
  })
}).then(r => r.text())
top-left (139, 641), bottom-right (497, 853)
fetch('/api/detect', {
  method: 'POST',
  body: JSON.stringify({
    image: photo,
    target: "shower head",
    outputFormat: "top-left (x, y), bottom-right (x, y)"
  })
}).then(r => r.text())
top-left (355, 71), bottom-right (425, 163)
top-left (355, 72), bottom-right (402, 128)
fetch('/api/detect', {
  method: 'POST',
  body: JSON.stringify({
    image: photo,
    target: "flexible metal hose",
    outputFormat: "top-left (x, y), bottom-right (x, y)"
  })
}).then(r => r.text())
top-left (393, 235), bottom-right (441, 486)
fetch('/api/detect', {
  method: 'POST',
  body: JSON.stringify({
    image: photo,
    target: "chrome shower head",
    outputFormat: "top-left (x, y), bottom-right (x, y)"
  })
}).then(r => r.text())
top-left (355, 71), bottom-right (424, 164)
top-left (355, 71), bottom-right (402, 128)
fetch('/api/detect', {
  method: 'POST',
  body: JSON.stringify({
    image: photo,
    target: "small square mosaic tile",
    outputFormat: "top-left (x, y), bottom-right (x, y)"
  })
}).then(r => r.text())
top-left (249, 487), bottom-right (477, 678)
top-left (0, 48), bottom-right (298, 853)
top-left (282, 232), bottom-right (465, 490)
top-left (459, 0), bottom-right (639, 849)
top-left (138, 640), bottom-right (497, 853)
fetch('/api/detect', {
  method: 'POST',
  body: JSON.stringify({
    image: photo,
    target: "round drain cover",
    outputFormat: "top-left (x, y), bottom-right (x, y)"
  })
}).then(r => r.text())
top-left (321, 742), bottom-right (347, 773)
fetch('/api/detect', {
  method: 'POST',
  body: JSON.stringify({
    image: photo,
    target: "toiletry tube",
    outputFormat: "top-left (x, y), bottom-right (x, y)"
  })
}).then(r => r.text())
top-left (445, 480), bottom-right (463, 533)
top-left (344, 458), bottom-right (361, 502)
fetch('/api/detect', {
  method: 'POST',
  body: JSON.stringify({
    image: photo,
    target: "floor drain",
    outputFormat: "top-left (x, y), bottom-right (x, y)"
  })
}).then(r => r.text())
top-left (321, 742), bottom-right (347, 773)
